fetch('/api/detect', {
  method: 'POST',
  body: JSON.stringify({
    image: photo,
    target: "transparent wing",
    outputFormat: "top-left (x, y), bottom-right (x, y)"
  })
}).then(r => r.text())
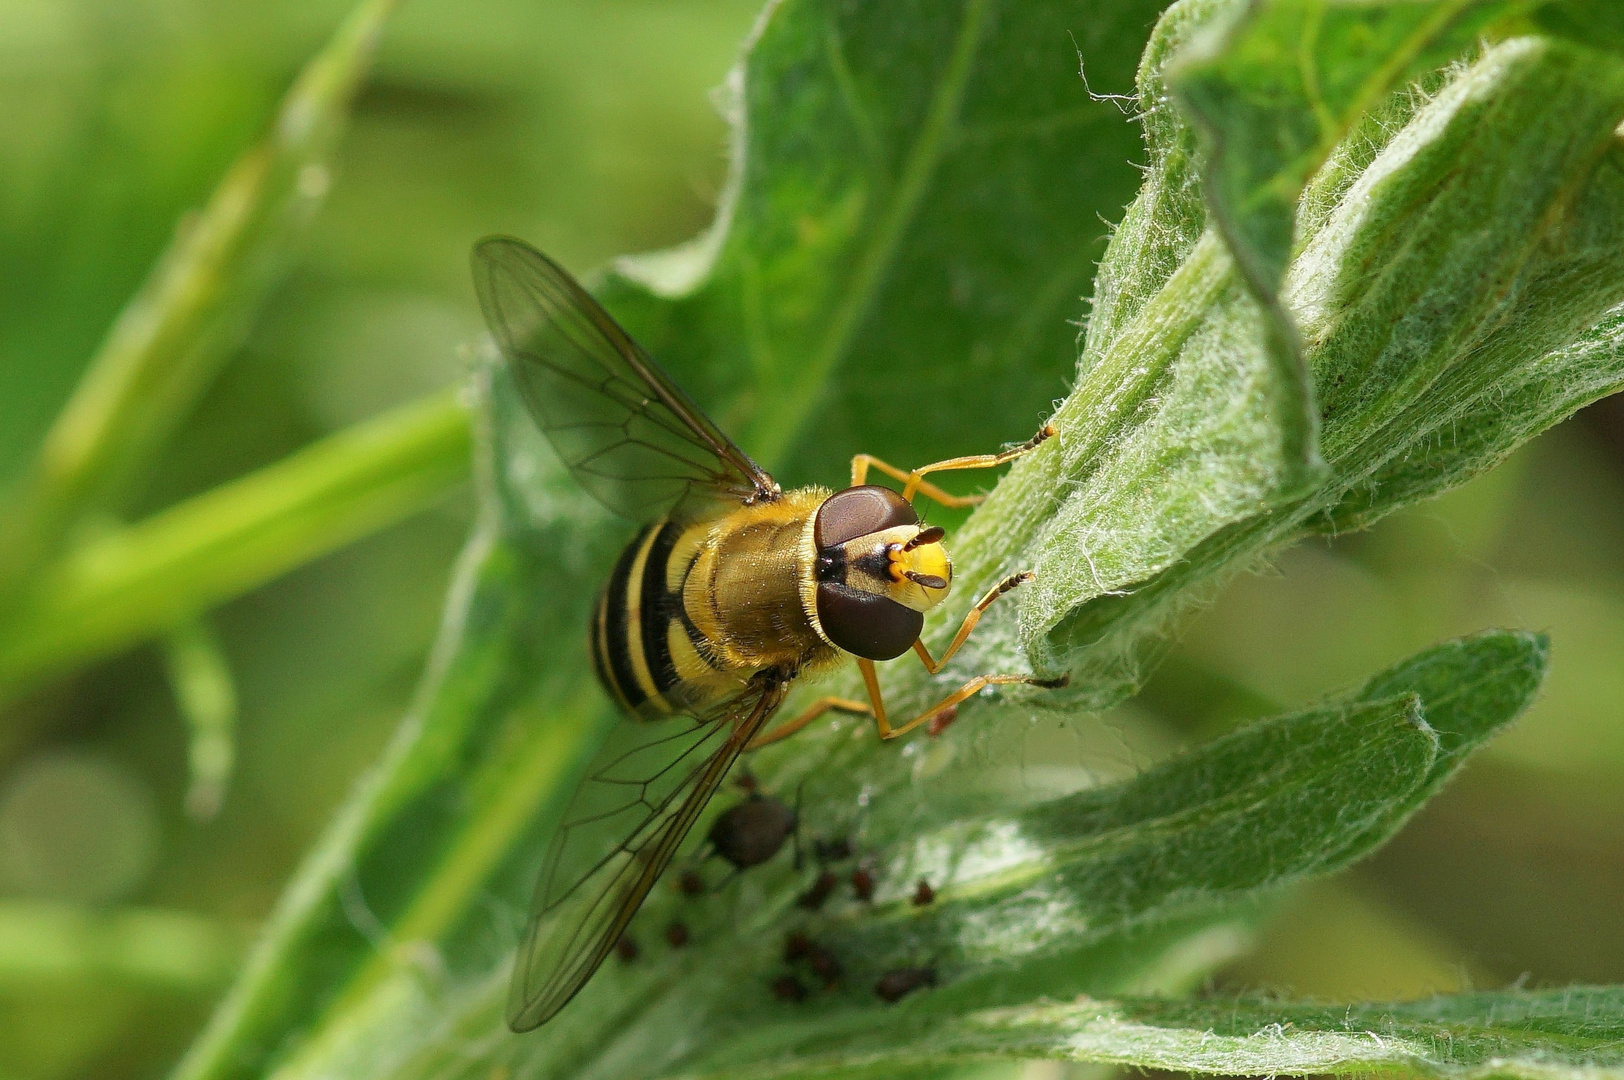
top-left (507, 676), bottom-right (788, 1031)
top-left (472, 236), bottom-right (778, 521)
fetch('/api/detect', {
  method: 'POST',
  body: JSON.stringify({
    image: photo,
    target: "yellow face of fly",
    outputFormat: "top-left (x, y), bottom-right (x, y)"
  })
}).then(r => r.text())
top-left (835, 524), bottom-right (953, 613)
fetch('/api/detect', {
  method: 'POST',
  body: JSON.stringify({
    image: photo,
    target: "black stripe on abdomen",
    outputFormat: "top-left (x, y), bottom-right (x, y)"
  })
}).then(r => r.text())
top-left (599, 524), bottom-right (650, 711)
top-left (588, 585), bottom-right (626, 713)
top-left (639, 519), bottom-right (685, 697)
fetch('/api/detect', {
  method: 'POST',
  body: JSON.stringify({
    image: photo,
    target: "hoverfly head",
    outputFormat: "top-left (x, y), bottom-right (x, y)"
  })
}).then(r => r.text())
top-left (810, 486), bottom-right (954, 660)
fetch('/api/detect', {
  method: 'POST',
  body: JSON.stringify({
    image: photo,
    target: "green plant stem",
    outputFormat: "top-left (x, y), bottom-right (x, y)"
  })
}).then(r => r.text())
top-left (0, 389), bottom-right (472, 711)
top-left (0, 0), bottom-right (396, 607)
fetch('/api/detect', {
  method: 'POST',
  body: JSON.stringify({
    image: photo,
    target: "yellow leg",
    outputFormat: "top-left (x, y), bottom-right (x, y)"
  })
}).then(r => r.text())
top-left (850, 422), bottom-right (1057, 508)
top-left (746, 696), bottom-right (871, 750)
top-left (911, 571), bottom-right (1033, 674)
top-left (859, 657), bottom-right (1068, 741)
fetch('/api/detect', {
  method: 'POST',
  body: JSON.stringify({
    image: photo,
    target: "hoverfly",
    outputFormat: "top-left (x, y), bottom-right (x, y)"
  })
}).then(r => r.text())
top-left (472, 236), bottom-right (1062, 1031)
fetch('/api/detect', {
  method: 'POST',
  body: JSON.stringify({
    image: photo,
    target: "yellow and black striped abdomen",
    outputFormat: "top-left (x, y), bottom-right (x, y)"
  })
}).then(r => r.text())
top-left (590, 518), bottom-right (735, 719)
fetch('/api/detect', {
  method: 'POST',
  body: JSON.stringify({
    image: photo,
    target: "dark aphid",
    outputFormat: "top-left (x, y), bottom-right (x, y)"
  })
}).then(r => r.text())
top-left (926, 704), bottom-right (959, 737)
top-left (798, 870), bottom-right (838, 910)
top-left (709, 792), bottom-right (797, 870)
top-left (783, 930), bottom-right (841, 988)
top-left (875, 966), bottom-right (936, 1003)
top-left (677, 869), bottom-right (705, 896)
top-left (813, 836), bottom-right (853, 863)
top-left (912, 878), bottom-right (936, 906)
top-left (808, 944), bottom-right (842, 988)
top-left (615, 935), bottom-right (639, 963)
top-left (851, 866), bottom-right (876, 902)
top-left (665, 922), bottom-right (690, 948)
top-left (771, 974), bottom-right (808, 1002)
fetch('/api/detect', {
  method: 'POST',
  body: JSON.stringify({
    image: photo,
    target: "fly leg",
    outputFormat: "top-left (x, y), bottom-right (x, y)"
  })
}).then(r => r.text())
top-left (850, 421), bottom-right (1056, 508)
top-left (858, 658), bottom-right (1067, 741)
top-left (911, 571), bottom-right (1032, 674)
top-left (746, 696), bottom-right (871, 750)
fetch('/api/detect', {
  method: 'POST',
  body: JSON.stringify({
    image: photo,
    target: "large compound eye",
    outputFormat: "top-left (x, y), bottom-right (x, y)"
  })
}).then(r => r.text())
top-left (816, 583), bottom-right (923, 661)
top-left (814, 485), bottom-right (918, 548)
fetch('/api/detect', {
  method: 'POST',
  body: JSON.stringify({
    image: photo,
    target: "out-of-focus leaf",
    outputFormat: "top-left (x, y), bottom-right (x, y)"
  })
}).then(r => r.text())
top-left (0, 901), bottom-right (241, 994)
top-left (167, 359), bottom-right (598, 1080)
top-left (1532, 1), bottom-right (1624, 55)
top-left (0, 0), bottom-right (395, 604)
top-left (0, 389), bottom-right (469, 713)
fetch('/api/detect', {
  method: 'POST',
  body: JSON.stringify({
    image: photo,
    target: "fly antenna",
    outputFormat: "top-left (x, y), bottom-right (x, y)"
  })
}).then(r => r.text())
top-left (904, 527), bottom-right (945, 551)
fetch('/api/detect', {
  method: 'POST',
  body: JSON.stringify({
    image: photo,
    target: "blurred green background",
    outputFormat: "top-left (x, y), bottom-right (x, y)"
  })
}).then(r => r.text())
top-left (2, 1), bottom-right (1622, 1078)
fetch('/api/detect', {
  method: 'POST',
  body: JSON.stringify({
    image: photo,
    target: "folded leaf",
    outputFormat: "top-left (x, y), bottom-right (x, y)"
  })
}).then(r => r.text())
top-left (1031, 18), bottom-right (1624, 705)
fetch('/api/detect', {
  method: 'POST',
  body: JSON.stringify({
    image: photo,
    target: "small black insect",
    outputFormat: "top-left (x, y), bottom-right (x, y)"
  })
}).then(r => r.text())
top-left (851, 866), bottom-right (876, 901)
top-left (665, 922), bottom-right (690, 948)
top-left (798, 870), bottom-right (838, 910)
top-left (912, 878), bottom-right (935, 906)
top-left (813, 836), bottom-right (853, 863)
top-left (807, 944), bottom-right (842, 988)
top-left (771, 974), bottom-right (808, 1002)
top-left (783, 930), bottom-right (812, 962)
top-left (708, 792), bottom-right (798, 871)
top-left (875, 966), bottom-right (936, 1002)
top-left (614, 935), bottom-right (638, 963)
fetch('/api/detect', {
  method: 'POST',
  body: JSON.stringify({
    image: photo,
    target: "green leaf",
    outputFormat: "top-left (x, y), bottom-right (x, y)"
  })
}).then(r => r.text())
top-left (1532, 1), bottom-right (1624, 56)
top-left (1039, 10), bottom-right (1624, 702)
top-left (1171, 0), bottom-right (1510, 301)
top-left (639, 987), bottom-right (1624, 1080)
top-left (600, 0), bottom-right (1167, 487)
top-left (256, 631), bottom-right (1541, 1080)
top-left (1162, 0), bottom-right (1526, 497)
top-left (1301, 35), bottom-right (1624, 524)
top-left (0, 0), bottom-right (395, 606)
